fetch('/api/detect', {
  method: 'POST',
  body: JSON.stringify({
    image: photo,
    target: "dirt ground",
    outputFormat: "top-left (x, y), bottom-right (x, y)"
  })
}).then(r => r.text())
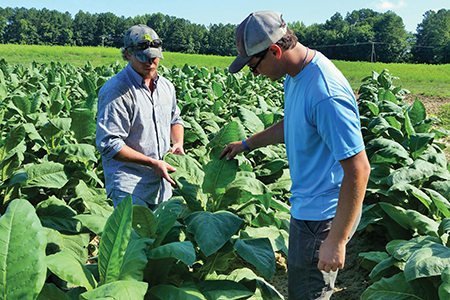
top-left (267, 93), bottom-right (450, 299)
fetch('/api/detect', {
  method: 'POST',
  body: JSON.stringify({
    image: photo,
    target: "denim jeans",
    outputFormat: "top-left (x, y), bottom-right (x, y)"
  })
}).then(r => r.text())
top-left (288, 211), bottom-right (361, 300)
top-left (109, 189), bottom-right (158, 210)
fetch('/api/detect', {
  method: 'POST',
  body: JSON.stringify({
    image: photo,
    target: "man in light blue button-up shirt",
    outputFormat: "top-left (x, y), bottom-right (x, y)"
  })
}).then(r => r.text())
top-left (96, 24), bottom-right (184, 209)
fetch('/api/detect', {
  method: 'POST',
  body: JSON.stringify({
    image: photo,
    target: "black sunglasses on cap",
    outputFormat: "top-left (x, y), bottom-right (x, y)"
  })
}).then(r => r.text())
top-left (131, 39), bottom-right (163, 51)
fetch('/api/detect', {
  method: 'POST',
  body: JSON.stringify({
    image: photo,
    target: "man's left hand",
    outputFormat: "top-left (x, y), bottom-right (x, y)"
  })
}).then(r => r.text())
top-left (317, 238), bottom-right (346, 273)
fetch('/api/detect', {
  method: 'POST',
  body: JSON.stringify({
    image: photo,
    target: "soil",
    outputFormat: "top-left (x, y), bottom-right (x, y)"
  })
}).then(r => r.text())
top-left (267, 93), bottom-right (450, 299)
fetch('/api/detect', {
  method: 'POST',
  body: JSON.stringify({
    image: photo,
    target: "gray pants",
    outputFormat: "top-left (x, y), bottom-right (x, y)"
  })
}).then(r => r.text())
top-left (287, 211), bottom-right (361, 300)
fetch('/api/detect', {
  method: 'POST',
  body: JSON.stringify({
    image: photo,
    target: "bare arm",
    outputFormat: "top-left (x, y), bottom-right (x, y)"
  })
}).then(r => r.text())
top-left (220, 119), bottom-right (285, 160)
top-left (170, 124), bottom-right (185, 154)
top-left (113, 145), bottom-right (176, 185)
top-left (317, 149), bottom-right (370, 272)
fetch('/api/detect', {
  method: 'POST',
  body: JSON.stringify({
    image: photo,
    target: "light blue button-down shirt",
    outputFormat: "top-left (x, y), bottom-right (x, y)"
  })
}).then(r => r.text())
top-left (96, 64), bottom-right (184, 205)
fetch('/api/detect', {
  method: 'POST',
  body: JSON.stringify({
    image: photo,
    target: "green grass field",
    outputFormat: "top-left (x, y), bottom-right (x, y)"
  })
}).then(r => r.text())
top-left (2, 44), bottom-right (450, 97)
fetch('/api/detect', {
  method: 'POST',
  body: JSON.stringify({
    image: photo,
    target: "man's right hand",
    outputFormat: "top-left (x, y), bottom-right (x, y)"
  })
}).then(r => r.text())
top-left (113, 145), bottom-right (177, 186)
top-left (219, 141), bottom-right (246, 161)
top-left (150, 160), bottom-right (176, 186)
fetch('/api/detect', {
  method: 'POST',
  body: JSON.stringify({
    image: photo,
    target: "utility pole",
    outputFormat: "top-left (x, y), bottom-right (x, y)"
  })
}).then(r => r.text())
top-left (370, 42), bottom-right (376, 63)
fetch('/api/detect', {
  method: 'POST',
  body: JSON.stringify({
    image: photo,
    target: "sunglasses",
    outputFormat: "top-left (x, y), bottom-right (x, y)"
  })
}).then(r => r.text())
top-left (248, 49), bottom-right (269, 73)
top-left (131, 39), bottom-right (163, 51)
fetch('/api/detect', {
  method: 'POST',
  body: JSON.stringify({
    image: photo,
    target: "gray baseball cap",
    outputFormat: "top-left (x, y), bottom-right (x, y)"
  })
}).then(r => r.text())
top-left (124, 24), bottom-right (164, 62)
top-left (229, 11), bottom-right (287, 73)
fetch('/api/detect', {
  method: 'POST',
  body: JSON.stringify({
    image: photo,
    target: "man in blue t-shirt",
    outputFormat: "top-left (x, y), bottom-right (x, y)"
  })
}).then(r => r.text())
top-left (220, 11), bottom-right (370, 300)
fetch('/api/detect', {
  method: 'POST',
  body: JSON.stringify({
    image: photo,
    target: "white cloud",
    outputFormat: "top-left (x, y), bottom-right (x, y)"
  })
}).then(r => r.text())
top-left (374, 0), bottom-right (407, 10)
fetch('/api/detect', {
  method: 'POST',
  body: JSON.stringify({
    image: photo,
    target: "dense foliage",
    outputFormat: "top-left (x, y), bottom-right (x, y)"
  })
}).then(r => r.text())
top-left (0, 59), bottom-right (290, 299)
top-left (356, 70), bottom-right (450, 299)
top-left (1, 6), bottom-right (450, 63)
top-left (1, 57), bottom-right (450, 299)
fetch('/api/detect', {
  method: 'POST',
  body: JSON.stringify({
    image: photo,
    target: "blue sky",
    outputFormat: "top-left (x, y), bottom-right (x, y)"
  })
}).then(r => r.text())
top-left (1, 0), bottom-right (449, 33)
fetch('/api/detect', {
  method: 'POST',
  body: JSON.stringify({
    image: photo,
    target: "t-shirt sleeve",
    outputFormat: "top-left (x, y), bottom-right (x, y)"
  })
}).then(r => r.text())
top-left (313, 95), bottom-right (365, 161)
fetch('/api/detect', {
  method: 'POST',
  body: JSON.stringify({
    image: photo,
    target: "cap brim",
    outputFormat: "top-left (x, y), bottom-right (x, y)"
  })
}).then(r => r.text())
top-left (134, 47), bottom-right (164, 63)
top-left (229, 55), bottom-right (252, 73)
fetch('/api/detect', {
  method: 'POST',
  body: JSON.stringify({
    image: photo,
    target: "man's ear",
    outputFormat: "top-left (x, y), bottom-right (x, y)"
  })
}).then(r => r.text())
top-left (268, 44), bottom-right (282, 59)
top-left (125, 49), bottom-right (132, 60)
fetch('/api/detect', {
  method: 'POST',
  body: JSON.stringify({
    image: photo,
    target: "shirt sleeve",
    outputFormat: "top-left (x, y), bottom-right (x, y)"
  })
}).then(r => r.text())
top-left (313, 95), bottom-right (365, 162)
top-left (96, 83), bottom-right (133, 160)
top-left (169, 82), bottom-right (184, 127)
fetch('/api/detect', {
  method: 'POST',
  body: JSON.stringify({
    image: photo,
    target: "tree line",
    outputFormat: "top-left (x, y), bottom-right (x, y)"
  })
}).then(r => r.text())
top-left (0, 7), bottom-right (449, 64)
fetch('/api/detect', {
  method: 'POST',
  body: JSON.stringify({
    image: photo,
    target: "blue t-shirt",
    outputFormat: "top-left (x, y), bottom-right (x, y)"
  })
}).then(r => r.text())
top-left (284, 51), bottom-right (365, 221)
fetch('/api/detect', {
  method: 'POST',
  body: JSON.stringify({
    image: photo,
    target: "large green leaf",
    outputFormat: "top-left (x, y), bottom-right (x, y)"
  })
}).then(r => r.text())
top-left (98, 195), bottom-right (133, 285)
top-left (70, 108), bottom-right (96, 143)
top-left (118, 238), bottom-right (153, 281)
top-left (387, 183), bottom-right (432, 209)
top-left (36, 196), bottom-right (82, 232)
top-left (164, 153), bottom-right (207, 210)
top-left (361, 272), bottom-right (433, 300)
top-left (388, 159), bottom-right (450, 186)
top-left (424, 188), bottom-right (450, 218)
top-left (359, 251), bottom-right (391, 271)
top-left (202, 147), bottom-right (238, 197)
top-left (185, 116), bottom-right (209, 145)
top-left (79, 280), bottom-right (148, 300)
top-left (233, 238), bottom-right (275, 279)
top-left (19, 161), bottom-right (72, 189)
top-left (46, 250), bottom-right (97, 290)
top-left (221, 175), bottom-right (272, 210)
top-left (392, 236), bottom-right (441, 262)
top-left (0, 124), bottom-right (26, 162)
top-left (439, 267), bottom-right (450, 300)
top-left (254, 159), bottom-right (288, 177)
top-left (379, 202), bottom-right (439, 237)
top-left (45, 228), bottom-right (90, 261)
top-left (40, 117), bottom-right (71, 143)
top-left (240, 226), bottom-right (288, 254)
top-left (132, 205), bottom-right (157, 239)
top-left (153, 198), bottom-right (183, 248)
top-left (0, 199), bottom-right (47, 300)
top-left (23, 123), bottom-right (45, 148)
top-left (414, 117), bottom-right (440, 134)
top-left (368, 256), bottom-right (404, 282)
top-left (196, 280), bottom-right (254, 300)
top-left (49, 144), bottom-right (97, 164)
top-left (12, 95), bottom-right (31, 116)
top-left (81, 75), bottom-right (96, 95)
top-left (407, 98), bottom-right (427, 125)
top-left (149, 284), bottom-right (207, 300)
top-left (404, 244), bottom-right (450, 281)
top-left (367, 115), bottom-right (391, 135)
top-left (37, 283), bottom-right (71, 300)
top-left (74, 214), bottom-right (108, 236)
top-left (401, 133), bottom-right (435, 159)
top-left (212, 81), bottom-right (224, 98)
top-left (207, 121), bottom-right (247, 149)
top-left (217, 267), bottom-right (284, 299)
top-left (236, 106), bottom-right (265, 134)
top-left (148, 241), bottom-right (196, 266)
top-left (185, 211), bottom-right (243, 257)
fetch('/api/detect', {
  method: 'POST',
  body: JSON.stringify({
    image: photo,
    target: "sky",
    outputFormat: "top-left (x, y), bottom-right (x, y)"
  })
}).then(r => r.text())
top-left (1, 0), bottom-right (449, 33)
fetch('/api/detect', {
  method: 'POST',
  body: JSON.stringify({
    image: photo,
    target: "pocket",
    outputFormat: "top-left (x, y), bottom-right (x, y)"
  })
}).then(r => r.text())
top-left (304, 218), bottom-right (333, 237)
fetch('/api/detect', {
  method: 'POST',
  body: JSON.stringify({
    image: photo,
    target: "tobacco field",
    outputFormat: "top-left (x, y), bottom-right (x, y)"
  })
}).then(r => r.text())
top-left (0, 58), bottom-right (450, 300)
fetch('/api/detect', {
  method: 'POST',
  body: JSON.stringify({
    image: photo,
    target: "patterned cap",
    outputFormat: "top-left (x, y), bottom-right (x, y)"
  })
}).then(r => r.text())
top-left (124, 24), bottom-right (164, 62)
top-left (229, 11), bottom-right (287, 73)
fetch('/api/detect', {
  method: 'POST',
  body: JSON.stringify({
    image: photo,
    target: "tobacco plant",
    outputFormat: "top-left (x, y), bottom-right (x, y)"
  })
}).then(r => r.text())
top-left (357, 70), bottom-right (450, 300)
